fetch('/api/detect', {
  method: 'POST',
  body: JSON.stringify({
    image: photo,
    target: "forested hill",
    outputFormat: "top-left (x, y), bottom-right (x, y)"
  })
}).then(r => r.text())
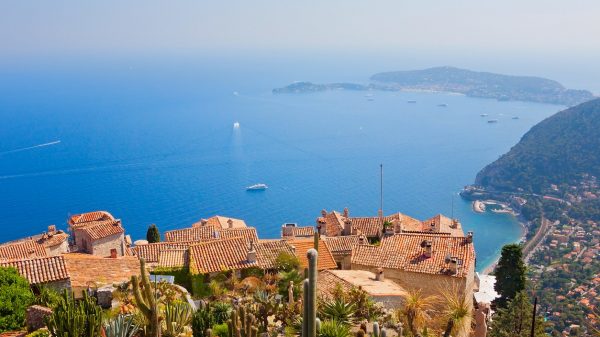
top-left (370, 66), bottom-right (594, 106)
top-left (475, 98), bottom-right (600, 193)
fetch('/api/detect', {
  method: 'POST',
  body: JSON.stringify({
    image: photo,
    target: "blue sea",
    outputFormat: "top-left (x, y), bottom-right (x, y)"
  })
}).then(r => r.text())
top-left (0, 56), bottom-right (562, 271)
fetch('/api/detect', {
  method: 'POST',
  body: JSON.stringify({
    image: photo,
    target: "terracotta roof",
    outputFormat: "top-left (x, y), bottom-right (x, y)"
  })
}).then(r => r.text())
top-left (0, 256), bottom-right (69, 285)
top-left (282, 226), bottom-right (315, 238)
top-left (37, 232), bottom-right (69, 247)
top-left (351, 233), bottom-right (475, 278)
top-left (80, 220), bottom-right (124, 241)
top-left (132, 242), bottom-right (193, 263)
top-left (189, 237), bottom-right (257, 274)
top-left (164, 225), bottom-right (217, 242)
top-left (288, 238), bottom-right (338, 270)
top-left (218, 227), bottom-right (259, 241)
top-left (323, 235), bottom-right (365, 256)
top-left (318, 270), bottom-right (406, 300)
top-left (158, 249), bottom-right (189, 268)
top-left (348, 217), bottom-right (384, 237)
top-left (0, 240), bottom-right (47, 261)
top-left (318, 269), bottom-right (354, 300)
top-left (421, 214), bottom-right (464, 237)
top-left (317, 211), bottom-right (345, 237)
top-left (69, 211), bottom-right (115, 226)
top-left (63, 253), bottom-right (140, 288)
top-left (192, 216), bottom-right (247, 230)
top-left (255, 240), bottom-right (295, 269)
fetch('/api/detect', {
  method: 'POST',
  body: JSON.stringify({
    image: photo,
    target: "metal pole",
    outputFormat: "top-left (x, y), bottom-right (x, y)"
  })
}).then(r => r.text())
top-left (380, 164), bottom-right (383, 215)
top-left (530, 296), bottom-right (537, 337)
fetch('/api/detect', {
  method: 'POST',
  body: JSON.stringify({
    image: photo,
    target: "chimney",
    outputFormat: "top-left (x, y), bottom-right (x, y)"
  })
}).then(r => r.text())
top-left (358, 235), bottom-right (366, 245)
top-left (344, 219), bottom-right (352, 235)
top-left (466, 231), bottom-right (474, 243)
top-left (282, 223), bottom-right (297, 237)
top-left (343, 207), bottom-right (349, 218)
top-left (375, 267), bottom-right (385, 281)
top-left (47, 225), bottom-right (57, 234)
top-left (110, 248), bottom-right (118, 258)
top-left (201, 219), bottom-right (208, 226)
top-left (321, 209), bottom-right (327, 217)
top-left (448, 257), bottom-right (458, 275)
top-left (422, 240), bottom-right (433, 258)
top-left (452, 219), bottom-right (460, 229)
top-left (247, 241), bottom-right (257, 263)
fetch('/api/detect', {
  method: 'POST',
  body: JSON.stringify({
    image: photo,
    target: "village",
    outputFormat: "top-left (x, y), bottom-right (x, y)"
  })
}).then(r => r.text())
top-left (0, 208), bottom-right (497, 337)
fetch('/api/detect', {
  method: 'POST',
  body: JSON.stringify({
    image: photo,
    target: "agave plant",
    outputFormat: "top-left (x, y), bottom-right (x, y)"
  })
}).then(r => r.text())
top-left (318, 320), bottom-right (350, 337)
top-left (163, 302), bottom-right (193, 337)
top-left (211, 301), bottom-right (232, 324)
top-left (104, 314), bottom-right (140, 337)
top-left (318, 298), bottom-right (356, 326)
top-left (397, 289), bottom-right (438, 336)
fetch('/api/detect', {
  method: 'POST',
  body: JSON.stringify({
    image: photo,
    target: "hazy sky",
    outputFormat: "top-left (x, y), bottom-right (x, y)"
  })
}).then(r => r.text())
top-left (1, 0), bottom-right (599, 56)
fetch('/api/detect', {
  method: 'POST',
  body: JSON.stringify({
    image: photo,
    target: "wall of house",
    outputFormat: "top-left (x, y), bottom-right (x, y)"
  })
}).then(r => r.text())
top-left (37, 279), bottom-right (71, 291)
top-left (73, 228), bottom-right (89, 252)
top-left (45, 240), bottom-right (69, 256)
top-left (91, 233), bottom-right (125, 257)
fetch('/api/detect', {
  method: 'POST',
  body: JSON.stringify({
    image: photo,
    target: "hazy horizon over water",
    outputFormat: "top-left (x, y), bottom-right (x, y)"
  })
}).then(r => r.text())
top-left (0, 56), bottom-right (563, 271)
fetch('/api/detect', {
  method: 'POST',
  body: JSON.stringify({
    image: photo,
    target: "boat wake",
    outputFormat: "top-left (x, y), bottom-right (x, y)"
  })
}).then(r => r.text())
top-left (0, 140), bottom-right (61, 156)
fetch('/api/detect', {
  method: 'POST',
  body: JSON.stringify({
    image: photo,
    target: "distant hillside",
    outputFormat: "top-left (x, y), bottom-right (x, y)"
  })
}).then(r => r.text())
top-left (371, 66), bottom-right (594, 106)
top-left (273, 66), bottom-right (595, 106)
top-left (475, 98), bottom-right (600, 193)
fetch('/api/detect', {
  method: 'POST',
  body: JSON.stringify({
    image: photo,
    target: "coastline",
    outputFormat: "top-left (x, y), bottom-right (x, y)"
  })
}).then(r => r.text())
top-left (479, 210), bottom-right (528, 275)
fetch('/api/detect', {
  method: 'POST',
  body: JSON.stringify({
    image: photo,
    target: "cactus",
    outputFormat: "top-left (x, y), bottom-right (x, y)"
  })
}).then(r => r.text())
top-left (192, 301), bottom-right (213, 337)
top-left (315, 318), bottom-right (321, 334)
top-left (380, 329), bottom-right (387, 337)
top-left (227, 304), bottom-right (259, 337)
top-left (131, 258), bottom-right (161, 337)
top-left (302, 249), bottom-right (318, 337)
top-left (45, 289), bottom-right (102, 337)
top-left (163, 302), bottom-right (192, 337)
top-left (313, 232), bottom-right (319, 252)
top-left (356, 330), bottom-right (366, 337)
top-left (372, 322), bottom-right (379, 337)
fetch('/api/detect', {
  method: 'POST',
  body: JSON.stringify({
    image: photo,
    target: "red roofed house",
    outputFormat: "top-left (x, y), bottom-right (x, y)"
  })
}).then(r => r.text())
top-left (191, 215), bottom-right (247, 230)
top-left (68, 211), bottom-right (127, 257)
top-left (0, 225), bottom-right (69, 261)
top-left (351, 233), bottom-right (476, 300)
top-left (0, 255), bottom-right (71, 289)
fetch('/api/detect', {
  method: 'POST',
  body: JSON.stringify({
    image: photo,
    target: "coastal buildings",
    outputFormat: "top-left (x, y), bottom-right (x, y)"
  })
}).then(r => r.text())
top-left (68, 211), bottom-right (127, 257)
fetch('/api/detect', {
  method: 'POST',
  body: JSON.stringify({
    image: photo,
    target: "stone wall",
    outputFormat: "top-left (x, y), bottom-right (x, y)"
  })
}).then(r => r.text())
top-left (45, 240), bottom-right (69, 257)
top-left (26, 305), bottom-right (52, 331)
top-left (90, 233), bottom-right (125, 257)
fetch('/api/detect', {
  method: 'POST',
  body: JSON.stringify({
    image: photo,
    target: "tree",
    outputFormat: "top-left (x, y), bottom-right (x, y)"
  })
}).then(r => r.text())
top-left (146, 224), bottom-right (161, 243)
top-left (275, 251), bottom-right (300, 272)
top-left (489, 291), bottom-right (545, 337)
top-left (493, 244), bottom-right (526, 308)
top-left (0, 267), bottom-right (34, 332)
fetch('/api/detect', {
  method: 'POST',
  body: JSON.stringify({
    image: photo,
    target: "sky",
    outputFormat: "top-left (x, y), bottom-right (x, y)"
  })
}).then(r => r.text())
top-left (1, 0), bottom-right (599, 90)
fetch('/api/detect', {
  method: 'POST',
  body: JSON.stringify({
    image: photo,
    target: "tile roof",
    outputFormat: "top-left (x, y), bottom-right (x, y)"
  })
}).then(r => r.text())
top-left (37, 232), bottom-right (69, 247)
top-left (164, 225), bottom-right (217, 242)
top-left (158, 249), bottom-right (189, 269)
top-left (317, 269), bottom-right (354, 300)
top-left (69, 211), bottom-right (115, 226)
top-left (218, 227), bottom-right (258, 241)
top-left (318, 270), bottom-right (407, 300)
top-left (421, 214), bottom-right (464, 237)
top-left (282, 226), bottom-right (315, 238)
top-left (323, 235), bottom-right (365, 256)
top-left (80, 220), bottom-right (124, 241)
top-left (317, 211), bottom-right (345, 237)
top-left (132, 242), bottom-right (194, 263)
top-left (192, 216), bottom-right (247, 230)
top-left (288, 238), bottom-right (338, 271)
top-left (348, 217), bottom-right (384, 237)
top-left (0, 240), bottom-right (47, 261)
top-left (255, 240), bottom-right (295, 269)
top-left (351, 233), bottom-right (475, 278)
top-left (63, 253), bottom-right (140, 288)
top-left (189, 237), bottom-right (257, 274)
top-left (0, 256), bottom-right (69, 285)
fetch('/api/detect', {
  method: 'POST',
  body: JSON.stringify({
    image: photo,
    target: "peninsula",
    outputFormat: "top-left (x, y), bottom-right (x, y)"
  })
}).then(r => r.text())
top-left (273, 66), bottom-right (595, 106)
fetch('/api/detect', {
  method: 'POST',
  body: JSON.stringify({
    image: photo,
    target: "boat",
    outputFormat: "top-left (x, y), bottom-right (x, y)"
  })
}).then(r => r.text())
top-left (480, 113), bottom-right (488, 117)
top-left (407, 100), bottom-right (417, 103)
top-left (437, 103), bottom-right (448, 107)
top-left (233, 122), bottom-right (240, 129)
top-left (233, 91), bottom-right (239, 96)
top-left (246, 184), bottom-right (268, 191)
top-left (512, 116), bottom-right (520, 119)
top-left (487, 119), bottom-right (499, 123)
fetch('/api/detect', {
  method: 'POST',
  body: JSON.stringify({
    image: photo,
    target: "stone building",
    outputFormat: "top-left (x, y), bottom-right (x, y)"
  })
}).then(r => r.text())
top-left (68, 211), bottom-right (127, 257)
top-left (0, 225), bottom-right (69, 261)
top-left (164, 224), bottom-right (258, 243)
top-left (323, 235), bottom-right (367, 269)
top-left (316, 208), bottom-right (465, 239)
top-left (351, 232), bottom-right (476, 300)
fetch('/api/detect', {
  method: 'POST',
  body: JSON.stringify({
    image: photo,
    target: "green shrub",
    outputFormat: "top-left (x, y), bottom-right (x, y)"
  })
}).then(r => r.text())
top-left (0, 266), bottom-right (35, 332)
top-left (275, 252), bottom-right (300, 272)
top-left (33, 285), bottom-right (62, 309)
top-left (26, 329), bottom-right (50, 337)
top-left (151, 267), bottom-right (192, 292)
top-left (192, 302), bottom-right (214, 337)
top-left (319, 320), bottom-right (350, 337)
top-left (211, 302), bottom-right (231, 324)
top-left (211, 323), bottom-right (228, 337)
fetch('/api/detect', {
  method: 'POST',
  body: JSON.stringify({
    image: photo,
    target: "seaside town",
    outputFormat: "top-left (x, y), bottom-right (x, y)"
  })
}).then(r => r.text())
top-left (0, 207), bottom-right (500, 337)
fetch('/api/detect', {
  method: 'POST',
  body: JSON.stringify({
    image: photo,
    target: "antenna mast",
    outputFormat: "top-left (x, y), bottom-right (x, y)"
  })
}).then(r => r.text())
top-left (380, 164), bottom-right (383, 216)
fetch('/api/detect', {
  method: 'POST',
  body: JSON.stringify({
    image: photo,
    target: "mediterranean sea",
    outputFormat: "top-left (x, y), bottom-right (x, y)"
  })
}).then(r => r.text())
top-left (0, 56), bottom-right (562, 271)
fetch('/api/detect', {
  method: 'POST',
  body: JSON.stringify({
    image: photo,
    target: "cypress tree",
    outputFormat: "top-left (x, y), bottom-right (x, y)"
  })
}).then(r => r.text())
top-left (493, 244), bottom-right (526, 309)
top-left (146, 224), bottom-right (161, 243)
top-left (489, 291), bottom-right (545, 337)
